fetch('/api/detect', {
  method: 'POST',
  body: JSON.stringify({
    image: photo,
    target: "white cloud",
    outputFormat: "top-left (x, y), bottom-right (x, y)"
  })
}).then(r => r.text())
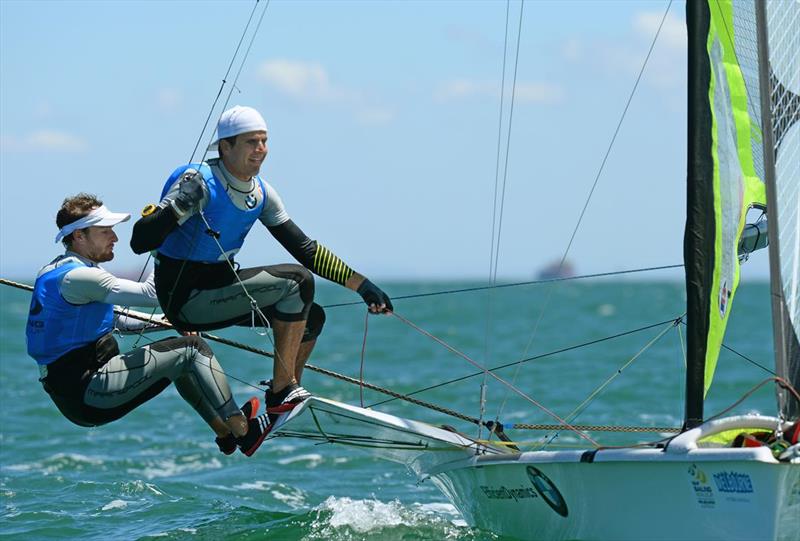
top-left (435, 79), bottom-right (563, 104)
top-left (356, 107), bottom-right (395, 126)
top-left (514, 83), bottom-right (565, 104)
top-left (0, 130), bottom-right (88, 152)
top-left (633, 11), bottom-right (686, 51)
top-left (561, 38), bottom-right (583, 62)
top-left (258, 59), bottom-right (351, 102)
top-left (157, 88), bottom-right (183, 110)
top-left (560, 10), bottom-right (686, 92)
top-left (257, 58), bottom-right (393, 126)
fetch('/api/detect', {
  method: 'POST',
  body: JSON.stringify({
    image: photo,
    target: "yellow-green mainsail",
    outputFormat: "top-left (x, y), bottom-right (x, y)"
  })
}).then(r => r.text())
top-left (702, 0), bottom-right (766, 395)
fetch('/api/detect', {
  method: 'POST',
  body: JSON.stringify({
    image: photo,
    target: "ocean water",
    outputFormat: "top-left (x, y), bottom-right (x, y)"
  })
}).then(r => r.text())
top-left (0, 279), bottom-right (777, 540)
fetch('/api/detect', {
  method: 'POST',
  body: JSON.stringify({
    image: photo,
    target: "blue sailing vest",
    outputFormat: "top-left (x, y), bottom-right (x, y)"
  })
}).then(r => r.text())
top-left (26, 260), bottom-right (115, 365)
top-left (157, 163), bottom-right (266, 263)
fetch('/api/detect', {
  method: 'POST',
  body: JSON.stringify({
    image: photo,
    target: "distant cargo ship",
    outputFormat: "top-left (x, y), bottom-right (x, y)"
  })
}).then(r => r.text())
top-left (536, 260), bottom-right (575, 280)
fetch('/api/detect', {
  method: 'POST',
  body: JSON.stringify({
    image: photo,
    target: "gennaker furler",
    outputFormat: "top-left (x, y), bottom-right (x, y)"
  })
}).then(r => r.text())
top-left (265, 1), bottom-right (800, 540)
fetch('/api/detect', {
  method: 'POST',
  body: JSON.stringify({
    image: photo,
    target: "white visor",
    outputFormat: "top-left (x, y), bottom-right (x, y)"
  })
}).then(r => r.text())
top-left (55, 205), bottom-right (131, 243)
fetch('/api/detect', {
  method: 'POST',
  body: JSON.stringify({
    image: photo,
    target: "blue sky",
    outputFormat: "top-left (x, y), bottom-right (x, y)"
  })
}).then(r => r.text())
top-left (0, 0), bottom-right (771, 282)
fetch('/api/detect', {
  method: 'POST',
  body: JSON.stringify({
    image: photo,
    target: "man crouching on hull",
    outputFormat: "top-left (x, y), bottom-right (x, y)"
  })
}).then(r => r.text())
top-left (26, 193), bottom-right (271, 456)
top-left (130, 105), bottom-right (392, 424)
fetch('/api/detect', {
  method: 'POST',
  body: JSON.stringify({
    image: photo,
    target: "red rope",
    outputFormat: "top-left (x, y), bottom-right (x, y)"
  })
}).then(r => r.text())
top-left (359, 310), bottom-right (370, 408)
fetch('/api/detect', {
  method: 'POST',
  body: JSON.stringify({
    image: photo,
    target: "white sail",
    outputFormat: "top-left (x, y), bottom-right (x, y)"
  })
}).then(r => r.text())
top-left (758, 0), bottom-right (800, 419)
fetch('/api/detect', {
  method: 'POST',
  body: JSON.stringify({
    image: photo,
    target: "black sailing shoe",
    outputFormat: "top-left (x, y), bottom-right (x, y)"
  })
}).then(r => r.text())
top-left (265, 382), bottom-right (312, 424)
top-left (237, 412), bottom-right (273, 457)
top-left (215, 396), bottom-right (260, 455)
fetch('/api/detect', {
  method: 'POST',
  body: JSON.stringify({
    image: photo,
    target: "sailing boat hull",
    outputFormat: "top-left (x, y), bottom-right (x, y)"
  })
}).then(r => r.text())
top-left (431, 450), bottom-right (799, 541)
top-left (272, 398), bottom-right (800, 541)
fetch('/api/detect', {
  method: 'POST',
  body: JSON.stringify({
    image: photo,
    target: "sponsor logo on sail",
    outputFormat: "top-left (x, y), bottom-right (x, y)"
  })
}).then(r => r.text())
top-left (719, 280), bottom-right (731, 317)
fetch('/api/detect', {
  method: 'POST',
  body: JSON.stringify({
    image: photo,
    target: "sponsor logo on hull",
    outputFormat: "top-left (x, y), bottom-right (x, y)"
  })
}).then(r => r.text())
top-left (526, 466), bottom-right (568, 517)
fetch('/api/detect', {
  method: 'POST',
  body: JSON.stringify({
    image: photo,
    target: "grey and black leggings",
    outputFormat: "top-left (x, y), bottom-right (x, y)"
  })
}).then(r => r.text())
top-left (154, 254), bottom-right (325, 340)
top-left (41, 334), bottom-right (241, 428)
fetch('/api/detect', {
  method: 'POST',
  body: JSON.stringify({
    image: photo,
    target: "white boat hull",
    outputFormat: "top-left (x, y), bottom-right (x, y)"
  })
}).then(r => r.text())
top-left (431, 451), bottom-right (800, 541)
top-left (270, 398), bottom-right (800, 541)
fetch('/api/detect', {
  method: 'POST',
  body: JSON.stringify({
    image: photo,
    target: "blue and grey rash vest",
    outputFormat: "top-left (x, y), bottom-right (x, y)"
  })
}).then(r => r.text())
top-left (26, 259), bottom-right (114, 365)
top-left (157, 163), bottom-right (266, 262)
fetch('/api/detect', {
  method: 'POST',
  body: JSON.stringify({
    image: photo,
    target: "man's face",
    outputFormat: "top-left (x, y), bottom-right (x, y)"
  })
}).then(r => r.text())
top-left (221, 130), bottom-right (268, 181)
top-left (74, 225), bottom-right (118, 263)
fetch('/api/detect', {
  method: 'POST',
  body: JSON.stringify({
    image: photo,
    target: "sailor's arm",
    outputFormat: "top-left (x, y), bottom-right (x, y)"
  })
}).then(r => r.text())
top-left (266, 219), bottom-right (393, 313)
top-left (61, 267), bottom-right (159, 307)
top-left (60, 268), bottom-right (166, 332)
top-left (130, 169), bottom-right (208, 254)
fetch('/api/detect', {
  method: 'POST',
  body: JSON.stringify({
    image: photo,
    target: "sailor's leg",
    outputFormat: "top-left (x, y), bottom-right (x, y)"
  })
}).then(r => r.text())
top-left (173, 264), bottom-right (314, 331)
top-left (271, 318), bottom-right (306, 392)
top-left (295, 303), bottom-right (326, 383)
top-left (83, 336), bottom-right (245, 435)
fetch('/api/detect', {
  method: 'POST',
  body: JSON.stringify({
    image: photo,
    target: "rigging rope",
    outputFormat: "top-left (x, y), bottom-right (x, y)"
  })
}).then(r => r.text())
top-left (490, 0), bottom-right (676, 432)
top-left (187, 0), bottom-right (266, 164)
top-left (390, 311), bottom-right (599, 446)
top-left (368, 316), bottom-right (682, 408)
top-left (481, 0), bottom-right (515, 446)
top-left (128, 0), bottom-right (272, 345)
top-left (535, 316), bottom-right (682, 451)
top-left (321, 263), bottom-right (684, 308)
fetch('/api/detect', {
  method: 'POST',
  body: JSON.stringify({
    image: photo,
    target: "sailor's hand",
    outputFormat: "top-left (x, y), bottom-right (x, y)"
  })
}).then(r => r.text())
top-left (357, 279), bottom-right (393, 314)
top-left (170, 170), bottom-right (206, 217)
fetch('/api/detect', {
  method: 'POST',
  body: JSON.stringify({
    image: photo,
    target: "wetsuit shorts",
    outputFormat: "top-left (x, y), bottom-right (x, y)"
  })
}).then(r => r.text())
top-left (154, 254), bottom-right (325, 341)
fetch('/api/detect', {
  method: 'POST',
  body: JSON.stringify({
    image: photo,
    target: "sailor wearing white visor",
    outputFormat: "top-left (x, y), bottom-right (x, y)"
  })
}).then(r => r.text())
top-left (27, 193), bottom-right (273, 456)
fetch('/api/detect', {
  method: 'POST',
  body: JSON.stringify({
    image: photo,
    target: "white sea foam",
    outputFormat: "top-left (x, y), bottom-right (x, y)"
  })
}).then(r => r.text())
top-left (135, 456), bottom-right (222, 480)
top-left (277, 453), bottom-right (323, 467)
top-left (310, 496), bottom-right (470, 537)
top-left (234, 480), bottom-right (274, 491)
top-left (270, 486), bottom-right (307, 509)
top-left (101, 499), bottom-right (129, 511)
top-left (597, 303), bottom-right (616, 316)
top-left (5, 453), bottom-right (104, 474)
top-left (416, 501), bottom-right (459, 516)
top-left (120, 480), bottom-right (165, 496)
top-left (319, 496), bottom-right (406, 531)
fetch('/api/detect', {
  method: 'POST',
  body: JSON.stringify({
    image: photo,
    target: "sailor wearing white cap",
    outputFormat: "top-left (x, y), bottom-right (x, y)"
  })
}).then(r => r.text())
top-left (131, 105), bottom-right (393, 427)
top-left (27, 193), bottom-right (272, 457)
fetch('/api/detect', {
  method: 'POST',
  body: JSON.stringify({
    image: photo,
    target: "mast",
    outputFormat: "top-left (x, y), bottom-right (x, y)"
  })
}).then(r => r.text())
top-left (683, 0), bottom-right (713, 430)
top-left (755, 0), bottom-right (800, 421)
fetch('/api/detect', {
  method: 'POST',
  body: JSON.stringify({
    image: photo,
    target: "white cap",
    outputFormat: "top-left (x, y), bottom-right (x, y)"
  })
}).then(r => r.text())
top-left (55, 205), bottom-right (130, 243)
top-left (207, 105), bottom-right (268, 150)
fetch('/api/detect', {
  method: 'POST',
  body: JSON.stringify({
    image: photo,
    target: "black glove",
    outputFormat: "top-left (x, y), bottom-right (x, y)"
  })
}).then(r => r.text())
top-left (170, 170), bottom-right (205, 216)
top-left (357, 279), bottom-right (393, 313)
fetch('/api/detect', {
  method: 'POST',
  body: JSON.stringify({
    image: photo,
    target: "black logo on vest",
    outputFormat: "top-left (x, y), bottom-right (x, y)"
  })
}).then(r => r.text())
top-left (29, 298), bottom-right (43, 315)
top-left (526, 465), bottom-right (568, 517)
top-left (245, 193), bottom-right (257, 209)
